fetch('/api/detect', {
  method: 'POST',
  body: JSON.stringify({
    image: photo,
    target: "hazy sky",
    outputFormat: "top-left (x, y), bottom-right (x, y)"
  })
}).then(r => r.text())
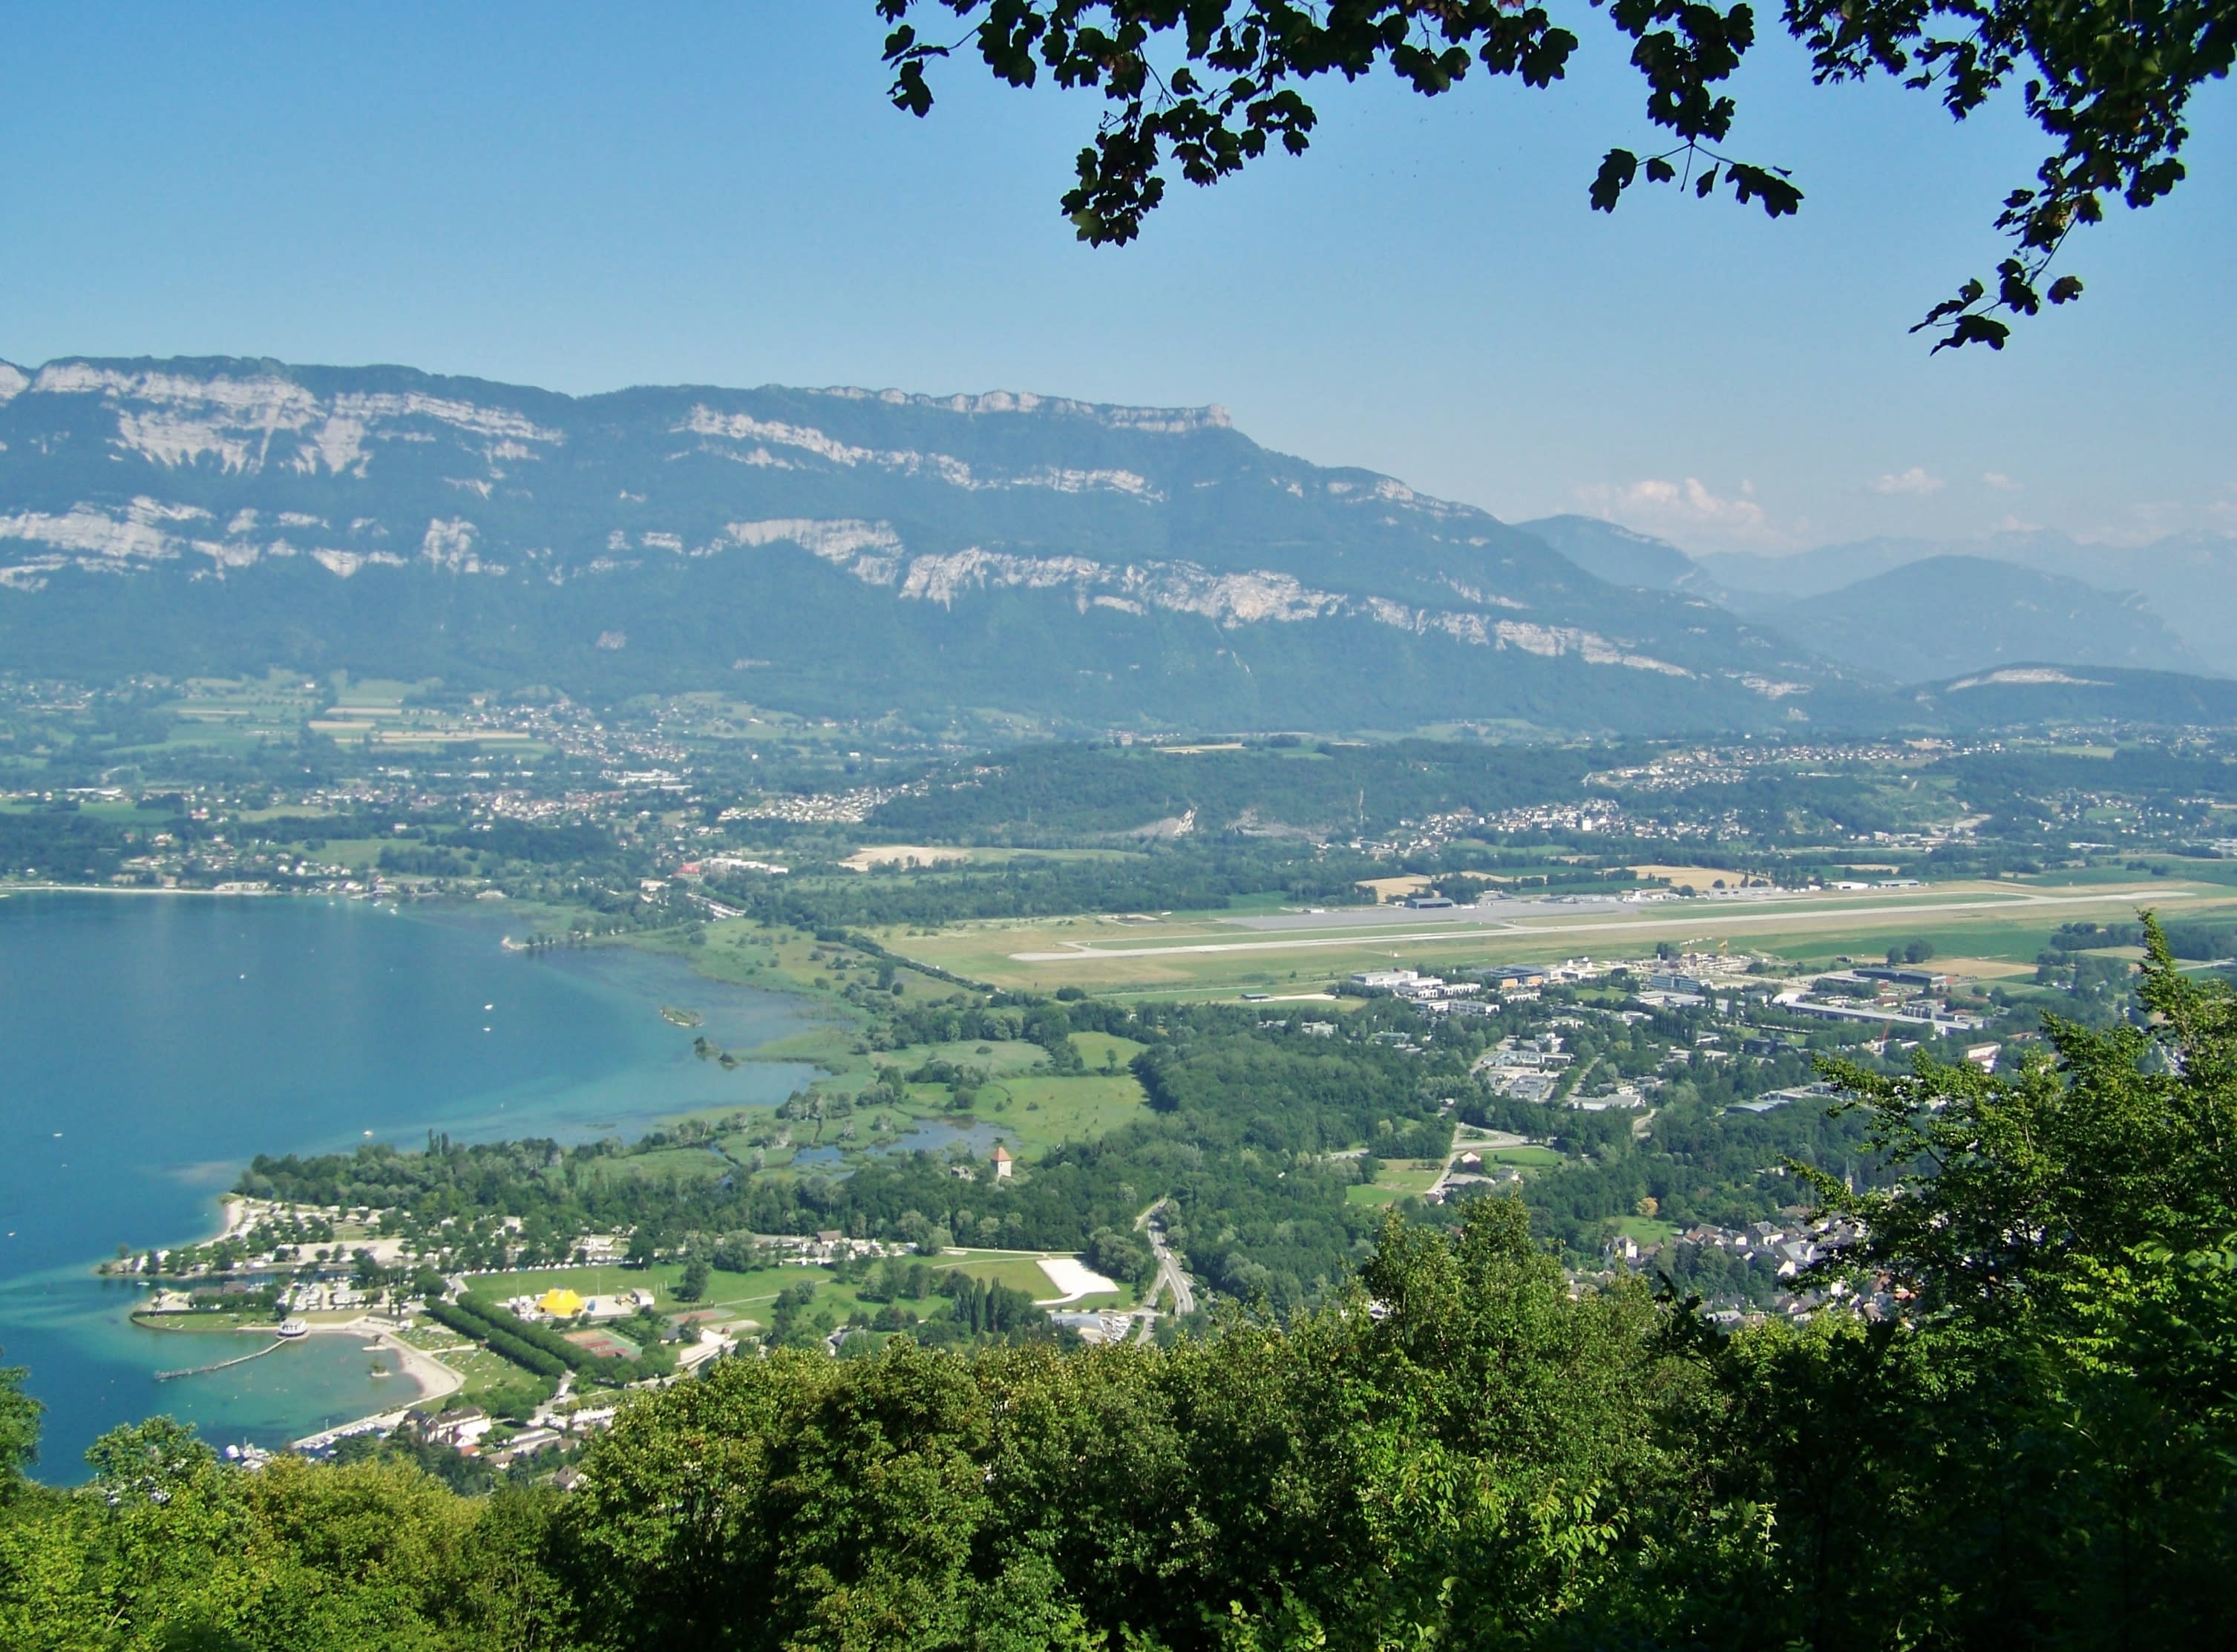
top-left (4, 4), bottom-right (2230, 554)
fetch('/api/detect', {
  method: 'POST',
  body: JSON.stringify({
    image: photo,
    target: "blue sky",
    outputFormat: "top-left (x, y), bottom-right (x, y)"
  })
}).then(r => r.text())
top-left (2, 4), bottom-right (2230, 554)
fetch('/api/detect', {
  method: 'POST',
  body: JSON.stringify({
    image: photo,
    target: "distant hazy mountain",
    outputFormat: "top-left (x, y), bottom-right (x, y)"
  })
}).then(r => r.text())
top-left (1696, 539), bottom-right (1936, 600)
top-left (1703, 529), bottom-right (2237, 675)
top-left (1513, 514), bottom-right (1720, 595)
top-left (1907, 663), bottom-right (2237, 731)
top-left (0, 357), bottom-right (1844, 735)
top-left (1529, 513), bottom-right (2230, 684)
top-left (1763, 556), bottom-right (2204, 683)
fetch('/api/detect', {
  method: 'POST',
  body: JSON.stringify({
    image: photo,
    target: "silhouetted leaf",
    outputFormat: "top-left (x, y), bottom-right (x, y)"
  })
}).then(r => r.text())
top-left (1591, 148), bottom-right (1639, 212)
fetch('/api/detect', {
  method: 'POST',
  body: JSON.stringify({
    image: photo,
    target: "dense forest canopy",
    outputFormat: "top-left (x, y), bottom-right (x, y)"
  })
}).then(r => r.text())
top-left (230, 977), bottom-right (1907, 1308)
top-left (862, 738), bottom-right (1610, 842)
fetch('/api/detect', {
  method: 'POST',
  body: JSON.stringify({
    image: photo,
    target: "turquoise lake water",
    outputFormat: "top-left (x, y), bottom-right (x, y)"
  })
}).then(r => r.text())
top-left (0, 892), bottom-right (819, 1478)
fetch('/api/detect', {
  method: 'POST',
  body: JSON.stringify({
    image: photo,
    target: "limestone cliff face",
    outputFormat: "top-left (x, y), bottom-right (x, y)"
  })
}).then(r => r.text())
top-left (0, 356), bottom-right (1838, 732)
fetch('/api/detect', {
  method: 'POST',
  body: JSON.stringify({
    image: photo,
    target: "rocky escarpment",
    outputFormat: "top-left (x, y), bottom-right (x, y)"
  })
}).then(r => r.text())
top-left (0, 357), bottom-right (1847, 732)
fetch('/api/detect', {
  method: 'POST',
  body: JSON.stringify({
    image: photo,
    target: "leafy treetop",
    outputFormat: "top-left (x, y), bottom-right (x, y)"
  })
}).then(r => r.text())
top-left (877, 0), bottom-right (2233, 351)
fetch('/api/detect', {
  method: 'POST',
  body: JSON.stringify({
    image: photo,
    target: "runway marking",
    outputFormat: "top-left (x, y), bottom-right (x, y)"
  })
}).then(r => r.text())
top-left (1006, 885), bottom-right (2209, 963)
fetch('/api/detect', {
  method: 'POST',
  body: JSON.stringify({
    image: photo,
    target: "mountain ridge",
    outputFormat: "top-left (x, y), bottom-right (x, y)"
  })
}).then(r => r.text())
top-left (1907, 661), bottom-right (2237, 730)
top-left (1698, 527), bottom-right (2237, 675)
top-left (1766, 554), bottom-right (2206, 681)
top-left (1513, 514), bottom-right (1723, 597)
top-left (0, 355), bottom-right (1844, 735)
top-left (1525, 511), bottom-right (2230, 684)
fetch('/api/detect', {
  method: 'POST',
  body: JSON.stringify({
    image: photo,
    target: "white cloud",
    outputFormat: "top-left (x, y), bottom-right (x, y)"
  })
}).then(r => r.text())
top-left (1571, 476), bottom-right (1776, 545)
top-left (1981, 472), bottom-right (2022, 492)
top-left (1870, 467), bottom-right (1944, 496)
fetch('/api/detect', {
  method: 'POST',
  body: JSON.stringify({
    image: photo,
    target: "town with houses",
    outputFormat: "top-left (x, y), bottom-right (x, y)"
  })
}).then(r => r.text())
top-left (90, 915), bottom-right (2046, 1472)
top-left (10, 672), bottom-right (2237, 1486)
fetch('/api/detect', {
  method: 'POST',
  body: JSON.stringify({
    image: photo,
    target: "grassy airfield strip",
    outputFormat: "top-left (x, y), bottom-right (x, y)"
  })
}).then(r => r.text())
top-left (882, 878), bottom-right (2237, 997)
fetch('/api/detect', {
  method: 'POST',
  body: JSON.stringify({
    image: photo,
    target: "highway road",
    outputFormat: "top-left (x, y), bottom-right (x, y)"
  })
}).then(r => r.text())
top-left (1134, 1198), bottom-right (1196, 1317)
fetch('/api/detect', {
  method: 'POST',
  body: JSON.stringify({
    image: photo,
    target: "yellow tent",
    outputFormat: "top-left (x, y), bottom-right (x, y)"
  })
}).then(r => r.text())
top-left (537, 1288), bottom-right (586, 1317)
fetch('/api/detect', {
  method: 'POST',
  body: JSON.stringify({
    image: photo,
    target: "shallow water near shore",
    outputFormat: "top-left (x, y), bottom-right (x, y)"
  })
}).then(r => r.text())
top-left (0, 892), bottom-right (820, 1478)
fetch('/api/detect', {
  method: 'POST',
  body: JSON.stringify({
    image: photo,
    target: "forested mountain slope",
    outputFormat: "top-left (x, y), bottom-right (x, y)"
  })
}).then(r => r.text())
top-left (1703, 528), bottom-right (2237, 676)
top-left (1513, 514), bottom-right (1723, 595)
top-left (1533, 513), bottom-right (2230, 688)
top-left (1766, 555), bottom-right (2204, 681)
top-left (0, 358), bottom-right (1843, 733)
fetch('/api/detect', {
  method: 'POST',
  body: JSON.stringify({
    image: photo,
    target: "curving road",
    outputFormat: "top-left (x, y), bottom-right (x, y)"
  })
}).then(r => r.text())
top-left (1134, 1198), bottom-right (1196, 1317)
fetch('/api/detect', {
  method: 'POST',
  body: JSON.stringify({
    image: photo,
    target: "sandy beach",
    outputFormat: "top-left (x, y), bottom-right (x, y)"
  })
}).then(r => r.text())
top-left (309, 1317), bottom-right (466, 1409)
top-left (273, 1319), bottom-right (470, 1451)
top-left (131, 1311), bottom-right (464, 1411)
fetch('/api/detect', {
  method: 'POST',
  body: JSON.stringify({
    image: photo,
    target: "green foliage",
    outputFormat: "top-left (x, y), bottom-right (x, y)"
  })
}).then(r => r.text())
top-left (766, 1281), bottom-right (834, 1351)
top-left (854, 1258), bottom-right (938, 1304)
top-left (560, 1197), bottom-right (1682, 1651)
top-left (23, 931), bottom-right (2220, 1642)
top-left (2054, 917), bottom-right (2235, 961)
top-left (879, 0), bottom-right (2231, 351)
top-left (1953, 745), bottom-right (2237, 828)
top-left (332, 1425), bottom-right (500, 1495)
top-left (477, 1376), bottom-right (559, 1426)
top-left (865, 738), bottom-right (1601, 843)
top-left (1758, 916), bottom-right (2237, 1642)
top-left (426, 1295), bottom-right (675, 1388)
top-left (426, 1297), bottom-right (571, 1380)
top-left (13, 973), bottom-right (2237, 1652)
top-left (0, 1356), bottom-right (38, 1497)
top-left (0, 1426), bottom-right (571, 1651)
top-left (1084, 1225), bottom-right (1155, 1291)
top-left (240, 996), bottom-right (1469, 1308)
top-left (932, 1272), bottom-right (1045, 1337)
top-left (0, 807), bottom-right (141, 881)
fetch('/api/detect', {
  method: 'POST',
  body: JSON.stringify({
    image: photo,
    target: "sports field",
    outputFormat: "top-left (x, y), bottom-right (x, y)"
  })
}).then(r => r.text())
top-left (877, 877), bottom-right (2237, 997)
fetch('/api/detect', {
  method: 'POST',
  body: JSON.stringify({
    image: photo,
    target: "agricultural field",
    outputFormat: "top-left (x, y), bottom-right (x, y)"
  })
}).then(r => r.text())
top-left (1614, 1215), bottom-right (1683, 1247)
top-left (1070, 1030), bottom-right (1147, 1069)
top-left (888, 1038), bottom-right (1049, 1075)
top-left (156, 673), bottom-right (327, 751)
top-left (955, 1072), bottom-right (1149, 1152)
top-left (1346, 1159), bottom-right (1452, 1209)
top-left (307, 678), bottom-right (545, 752)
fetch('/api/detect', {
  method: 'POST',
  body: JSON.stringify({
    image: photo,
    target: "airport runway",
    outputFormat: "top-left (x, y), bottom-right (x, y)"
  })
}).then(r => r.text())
top-left (1009, 883), bottom-right (2203, 963)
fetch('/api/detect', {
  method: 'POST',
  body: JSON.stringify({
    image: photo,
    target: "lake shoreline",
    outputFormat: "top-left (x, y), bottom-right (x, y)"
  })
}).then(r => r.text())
top-left (91, 907), bottom-right (841, 1282)
top-left (312, 1318), bottom-right (465, 1412)
top-left (1, 891), bottom-right (825, 1475)
top-left (1, 882), bottom-right (279, 899)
